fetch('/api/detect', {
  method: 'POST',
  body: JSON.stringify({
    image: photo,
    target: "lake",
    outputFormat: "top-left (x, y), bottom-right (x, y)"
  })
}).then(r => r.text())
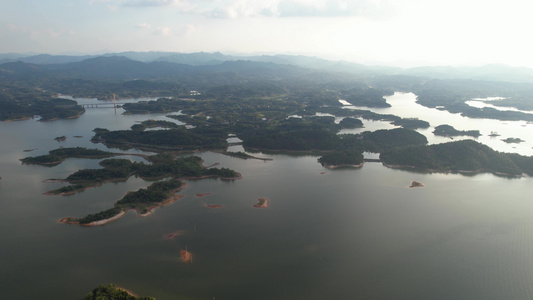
top-left (1, 93), bottom-right (533, 299)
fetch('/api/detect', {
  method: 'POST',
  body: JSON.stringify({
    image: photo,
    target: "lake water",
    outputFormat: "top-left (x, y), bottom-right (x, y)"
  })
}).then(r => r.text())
top-left (2, 94), bottom-right (533, 299)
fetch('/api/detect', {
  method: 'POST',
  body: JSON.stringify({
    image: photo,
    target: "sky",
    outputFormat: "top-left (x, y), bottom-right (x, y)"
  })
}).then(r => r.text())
top-left (1, 0), bottom-right (533, 68)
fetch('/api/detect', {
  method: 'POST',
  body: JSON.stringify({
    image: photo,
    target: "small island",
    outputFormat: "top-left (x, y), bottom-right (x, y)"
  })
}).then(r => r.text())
top-left (502, 137), bottom-right (525, 144)
top-left (54, 135), bottom-right (67, 141)
top-left (433, 124), bottom-right (481, 137)
top-left (180, 249), bottom-right (192, 263)
top-left (318, 151), bottom-right (364, 169)
top-left (21, 147), bottom-right (116, 166)
top-left (409, 181), bottom-right (424, 188)
top-left (253, 198), bottom-right (269, 208)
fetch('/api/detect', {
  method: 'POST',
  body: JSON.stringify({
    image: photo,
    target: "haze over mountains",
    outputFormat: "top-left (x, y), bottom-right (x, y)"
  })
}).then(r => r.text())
top-left (2, 52), bottom-right (533, 83)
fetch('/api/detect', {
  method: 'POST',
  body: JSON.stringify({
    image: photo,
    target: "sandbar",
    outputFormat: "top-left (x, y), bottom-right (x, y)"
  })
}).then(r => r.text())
top-left (195, 193), bottom-right (212, 198)
top-left (205, 204), bottom-right (224, 208)
top-left (180, 250), bottom-right (192, 263)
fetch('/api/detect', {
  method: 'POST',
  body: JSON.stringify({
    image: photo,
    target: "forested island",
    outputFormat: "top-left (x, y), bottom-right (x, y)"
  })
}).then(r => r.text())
top-left (22, 148), bottom-right (240, 224)
top-left (380, 139), bottom-right (533, 177)
top-left (433, 124), bottom-right (481, 137)
top-left (21, 147), bottom-right (115, 166)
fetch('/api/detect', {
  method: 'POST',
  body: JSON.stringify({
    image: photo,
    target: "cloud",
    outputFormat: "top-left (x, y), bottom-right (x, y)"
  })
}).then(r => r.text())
top-left (276, 0), bottom-right (384, 17)
top-left (122, 0), bottom-right (177, 7)
top-left (184, 24), bottom-right (200, 37)
top-left (156, 26), bottom-right (171, 36)
top-left (137, 22), bottom-right (152, 29)
top-left (91, 0), bottom-right (393, 18)
top-left (120, 0), bottom-right (195, 11)
top-left (206, 0), bottom-right (395, 19)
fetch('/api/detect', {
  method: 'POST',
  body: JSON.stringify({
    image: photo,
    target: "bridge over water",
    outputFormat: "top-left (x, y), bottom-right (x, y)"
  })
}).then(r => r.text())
top-left (81, 104), bottom-right (120, 109)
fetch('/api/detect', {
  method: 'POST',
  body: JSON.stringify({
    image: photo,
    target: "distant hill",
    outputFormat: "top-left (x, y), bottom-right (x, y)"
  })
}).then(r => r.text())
top-left (4, 51), bottom-right (533, 83)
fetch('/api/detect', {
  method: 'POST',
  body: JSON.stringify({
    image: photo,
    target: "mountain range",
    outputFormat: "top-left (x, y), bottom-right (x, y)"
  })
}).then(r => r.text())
top-left (2, 51), bottom-right (533, 83)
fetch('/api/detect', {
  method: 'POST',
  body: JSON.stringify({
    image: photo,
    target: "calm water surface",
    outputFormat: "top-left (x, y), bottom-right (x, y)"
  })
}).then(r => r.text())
top-left (1, 95), bottom-right (533, 299)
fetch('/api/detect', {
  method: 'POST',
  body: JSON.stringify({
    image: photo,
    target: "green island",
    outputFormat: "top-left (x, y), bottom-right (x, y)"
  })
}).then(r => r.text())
top-left (130, 119), bottom-right (181, 131)
top-left (433, 124), bottom-right (481, 137)
top-left (20, 147), bottom-right (116, 166)
top-left (85, 283), bottom-right (155, 300)
top-left (40, 153), bottom-right (240, 224)
top-left (380, 139), bottom-right (533, 177)
top-left (318, 151), bottom-right (364, 169)
top-left (502, 137), bottom-right (525, 143)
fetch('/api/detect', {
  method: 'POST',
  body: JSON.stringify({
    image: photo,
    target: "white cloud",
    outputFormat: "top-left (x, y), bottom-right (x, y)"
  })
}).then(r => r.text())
top-left (137, 22), bottom-right (152, 29)
top-left (156, 26), bottom-right (171, 35)
top-left (90, 0), bottom-right (391, 18)
top-left (184, 24), bottom-right (200, 37)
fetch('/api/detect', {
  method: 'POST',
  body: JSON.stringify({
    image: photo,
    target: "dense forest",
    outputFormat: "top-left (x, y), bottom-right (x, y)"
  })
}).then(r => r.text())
top-left (380, 139), bottom-right (532, 176)
top-left (432, 124), bottom-right (481, 137)
top-left (20, 147), bottom-right (115, 165)
top-left (318, 151), bottom-right (364, 168)
top-left (0, 85), bottom-right (84, 121)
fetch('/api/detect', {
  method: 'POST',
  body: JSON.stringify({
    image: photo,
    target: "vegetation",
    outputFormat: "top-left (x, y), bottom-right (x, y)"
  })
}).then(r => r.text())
top-left (341, 87), bottom-right (392, 108)
top-left (92, 127), bottom-right (228, 151)
top-left (433, 124), bottom-right (481, 137)
top-left (380, 140), bottom-right (525, 176)
top-left (360, 128), bottom-right (428, 152)
top-left (51, 153), bottom-right (238, 224)
top-left (130, 119), bottom-right (181, 131)
top-left (85, 283), bottom-right (155, 300)
top-left (338, 117), bottom-right (363, 128)
top-left (318, 151), bottom-right (364, 168)
top-left (77, 207), bottom-right (123, 225)
top-left (0, 85), bottom-right (84, 121)
top-left (414, 86), bottom-right (533, 122)
top-left (391, 118), bottom-right (430, 129)
top-left (21, 147), bottom-right (115, 165)
top-left (502, 137), bottom-right (524, 143)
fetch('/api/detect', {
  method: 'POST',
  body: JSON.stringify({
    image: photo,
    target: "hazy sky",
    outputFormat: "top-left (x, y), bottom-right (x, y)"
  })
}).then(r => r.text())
top-left (1, 0), bottom-right (532, 67)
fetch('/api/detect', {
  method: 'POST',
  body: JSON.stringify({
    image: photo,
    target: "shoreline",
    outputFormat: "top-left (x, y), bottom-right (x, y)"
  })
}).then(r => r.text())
top-left (323, 162), bottom-right (364, 169)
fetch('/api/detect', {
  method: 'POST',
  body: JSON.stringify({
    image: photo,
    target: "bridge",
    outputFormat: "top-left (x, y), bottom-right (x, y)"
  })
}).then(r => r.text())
top-left (81, 104), bottom-right (120, 109)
